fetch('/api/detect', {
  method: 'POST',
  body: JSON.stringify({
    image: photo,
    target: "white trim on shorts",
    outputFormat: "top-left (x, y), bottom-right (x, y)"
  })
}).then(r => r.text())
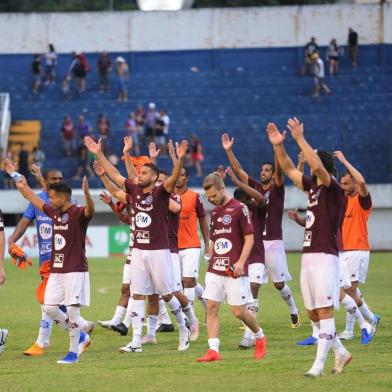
top-left (202, 272), bottom-right (253, 306)
top-left (179, 248), bottom-right (201, 278)
top-left (300, 253), bottom-right (340, 311)
top-left (130, 248), bottom-right (173, 296)
top-left (342, 250), bottom-right (370, 284)
top-left (44, 272), bottom-right (90, 307)
top-left (170, 252), bottom-right (182, 293)
top-left (262, 240), bottom-right (292, 283)
top-left (248, 263), bottom-right (265, 285)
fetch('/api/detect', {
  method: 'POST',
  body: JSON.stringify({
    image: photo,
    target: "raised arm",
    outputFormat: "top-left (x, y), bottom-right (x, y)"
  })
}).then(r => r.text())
top-left (334, 150), bottom-right (368, 197)
top-left (296, 151), bottom-right (306, 173)
top-left (164, 140), bottom-right (188, 194)
top-left (31, 164), bottom-right (46, 190)
top-left (274, 149), bottom-right (284, 187)
top-left (85, 136), bottom-right (126, 188)
top-left (287, 118), bottom-right (331, 187)
top-left (221, 133), bottom-right (249, 183)
top-left (123, 136), bottom-right (138, 183)
top-left (167, 139), bottom-right (178, 165)
top-left (82, 176), bottom-right (94, 218)
top-left (226, 167), bottom-right (265, 207)
top-left (148, 141), bottom-right (160, 165)
top-left (266, 123), bottom-right (303, 190)
top-left (93, 160), bottom-right (127, 204)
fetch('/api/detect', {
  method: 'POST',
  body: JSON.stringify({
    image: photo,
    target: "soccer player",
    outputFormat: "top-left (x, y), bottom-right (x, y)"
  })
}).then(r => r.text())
top-left (222, 133), bottom-right (300, 327)
top-left (226, 167), bottom-right (266, 349)
top-left (167, 139), bottom-right (209, 333)
top-left (4, 160), bottom-right (94, 364)
top-left (0, 208), bottom-right (8, 355)
top-left (197, 173), bottom-right (267, 362)
top-left (86, 136), bottom-right (190, 353)
top-left (266, 119), bottom-right (351, 376)
top-left (7, 166), bottom-right (93, 356)
top-left (334, 151), bottom-right (380, 340)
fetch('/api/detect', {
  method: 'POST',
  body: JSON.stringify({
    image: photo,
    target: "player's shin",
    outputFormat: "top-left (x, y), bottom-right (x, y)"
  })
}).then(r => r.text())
top-left (130, 299), bottom-right (145, 347)
top-left (44, 305), bottom-right (69, 330)
top-left (36, 306), bottom-right (53, 347)
top-left (310, 318), bottom-right (335, 372)
top-left (122, 297), bottom-right (134, 328)
top-left (167, 296), bottom-right (187, 335)
top-left (67, 306), bottom-right (81, 354)
top-left (280, 284), bottom-right (298, 314)
top-left (341, 294), bottom-right (367, 330)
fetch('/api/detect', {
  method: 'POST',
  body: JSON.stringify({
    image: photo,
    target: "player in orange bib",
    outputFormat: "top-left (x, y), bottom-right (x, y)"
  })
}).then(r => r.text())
top-left (334, 151), bottom-right (380, 340)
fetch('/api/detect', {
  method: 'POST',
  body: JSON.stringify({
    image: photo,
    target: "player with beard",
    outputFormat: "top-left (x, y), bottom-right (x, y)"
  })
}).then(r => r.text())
top-left (266, 119), bottom-right (350, 377)
top-left (197, 172), bottom-right (267, 362)
top-left (222, 133), bottom-right (300, 328)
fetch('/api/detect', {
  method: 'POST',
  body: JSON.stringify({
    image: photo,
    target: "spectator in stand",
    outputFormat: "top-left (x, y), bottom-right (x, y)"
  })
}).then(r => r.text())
top-left (115, 57), bottom-right (130, 102)
top-left (348, 28), bottom-right (359, 67)
top-left (73, 144), bottom-right (95, 179)
top-left (44, 44), bottom-right (57, 85)
top-left (190, 134), bottom-right (204, 177)
top-left (144, 102), bottom-right (158, 145)
top-left (77, 115), bottom-right (93, 142)
top-left (72, 53), bottom-right (89, 93)
top-left (311, 53), bottom-right (331, 97)
top-left (125, 112), bottom-right (140, 155)
top-left (326, 39), bottom-right (340, 76)
top-left (32, 145), bottom-right (45, 169)
top-left (18, 143), bottom-right (29, 180)
top-left (134, 104), bottom-right (146, 145)
top-left (97, 113), bottom-right (111, 155)
top-left (32, 54), bottom-right (42, 94)
top-left (97, 51), bottom-right (112, 91)
top-left (155, 109), bottom-right (170, 155)
top-left (301, 37), bottom-right (319, 76)
top-left (61, 115), bottom-right (77, 157)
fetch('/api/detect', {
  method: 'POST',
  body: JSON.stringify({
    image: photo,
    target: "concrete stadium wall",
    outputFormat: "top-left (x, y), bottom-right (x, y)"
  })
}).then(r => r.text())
top-left (0, 4), bottom-right (390, 54)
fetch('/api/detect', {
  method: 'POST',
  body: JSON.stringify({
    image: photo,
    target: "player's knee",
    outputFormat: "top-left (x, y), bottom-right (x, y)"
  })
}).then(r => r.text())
top-left (43, 305), bottom-right (57, 319)
top-left (231, 306), bottom-right (243, 319)
top-left (183, 277), bottom-right (196, 288)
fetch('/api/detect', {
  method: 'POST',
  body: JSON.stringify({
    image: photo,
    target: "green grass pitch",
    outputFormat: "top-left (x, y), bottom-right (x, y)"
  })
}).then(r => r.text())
top-left (0, 253), bottom-right (391, 392)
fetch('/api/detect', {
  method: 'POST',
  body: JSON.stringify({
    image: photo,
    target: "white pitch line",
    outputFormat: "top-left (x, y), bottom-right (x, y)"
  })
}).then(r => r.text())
top-left (97, 287), bottom-right (109, 294)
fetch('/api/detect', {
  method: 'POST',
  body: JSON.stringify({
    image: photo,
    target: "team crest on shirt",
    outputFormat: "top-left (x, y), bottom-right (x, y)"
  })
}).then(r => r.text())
top-left (221, 215), bottom-right (232, 225)
top-left (61, 214), bottom-right (69, 224)
top-left (144, 195), bottom-right (153, 205)
top-left (264, 191), bottom-right (270, 205)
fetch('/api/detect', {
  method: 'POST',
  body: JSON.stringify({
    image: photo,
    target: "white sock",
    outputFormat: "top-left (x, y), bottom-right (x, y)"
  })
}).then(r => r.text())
top-left (167, 297), bottom-right (187, 335)
top-left (243, 299), bottom-right (259, 339)
top-left (311, 318), bottom-right (335, 372)
top-left (112, 306), bottom-right (126, 325)
top-left (158, 298), bottom-right (172, 325)
top-left (44, 305), bottom-right (68, 330)
top-left (183, 287), bottom-right (196, 306)
top-left (341, 294), bottom-right (367, 330)
top-left (332, 335), bottom-right (347, 357)
top-left (208, 337), bottom-right (220, 353)
top-left (36, 306), bottom-right (53, 347)
top-left (67, 306), bottom-right (81, 354)
top-left (359, 302), bottom-right (376, 324)
top-left (122, 298), bottom-right (133, 328)
top-left (280, 284), bottom-right (298, 314)
top-left (182, 303), bottom-right (196, 325)
top-left (130, 300), bottom-right (145, 347)
top-left (311, 321), bottom-right (320, 339)
top-left (146, 315), bottom-right (158, 337)
top-left (254, 328), bottom-right (264, 340)
top-left (78, 316), bottom-right (89, 332)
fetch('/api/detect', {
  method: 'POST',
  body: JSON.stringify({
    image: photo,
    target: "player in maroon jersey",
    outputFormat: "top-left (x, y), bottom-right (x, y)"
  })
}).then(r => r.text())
top-left (196, 173), bottom-right (267, 362)
top-left (266, 119), bottom-right (351, 377)
top-left (222, 133), bottom-right (300, 328)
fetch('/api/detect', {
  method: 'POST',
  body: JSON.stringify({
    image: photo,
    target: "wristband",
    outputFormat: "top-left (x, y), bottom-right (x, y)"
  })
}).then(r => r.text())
top-left (10, 171), bottom-right (23, 183)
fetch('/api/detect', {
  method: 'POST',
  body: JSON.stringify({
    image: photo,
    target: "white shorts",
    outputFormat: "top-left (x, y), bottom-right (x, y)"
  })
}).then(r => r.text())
top-left (170, 252), bottom-right (182, 293)
top-left (343, 250), bottom-right (370, 284)
top-left (202, 272), bottom-right (253, 306)
top-left (130, 248), bottom-right (173, 296)
top-left (248, 263), bottom-right (265, 285)
top-left (122, 263), bottom-right (132, 285)
top-left (300, 253), bottom-right (340, 311)
top-left (179, 248), bottom-right (201, 278)
top-left (44, 272), bottom-right (90, 307)
top-left (338, 252), bottom-right (351, 289)
top-left (262, 240), bottom-right (292, 283)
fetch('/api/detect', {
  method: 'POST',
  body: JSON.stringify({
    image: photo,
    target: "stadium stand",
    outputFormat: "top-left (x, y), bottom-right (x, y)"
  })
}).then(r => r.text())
top-left (0, 45), bottom-right (391, 188)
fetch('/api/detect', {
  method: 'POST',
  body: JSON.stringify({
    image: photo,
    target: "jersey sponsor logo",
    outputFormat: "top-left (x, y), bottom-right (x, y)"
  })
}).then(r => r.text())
top-left (135, 230), bottom-right (150, 244)
top-left (61, 214), bottom-right (69, 224)
top-left (36, 215), bottom-right (51, 222)
top-left (135, 203), bottom-right (153, 212)
top-left (303, 230), bottom-right (312, 247)
top-left (212, 257), bottom-right (229, 271)
top-left (54, 234), bottom-right (66, 250)
top-left (39, 223), bottom-right (52, 240)
top-left (135, 212), bottom-right (152, 228)
top-left (53, 253), bottom-right (64, 268)
top-left (214, 227), bottom-right (232, 235)
top-left (242, 206), bottom-right (252, 224)
top-left (305, 210), bottom-right (315, 229)
top-left (40, 242), bottom-right (52, 255)
top-left (53, 223), bottom-right (69, 230)
top-left (214, 238), bottom-right (233, 255)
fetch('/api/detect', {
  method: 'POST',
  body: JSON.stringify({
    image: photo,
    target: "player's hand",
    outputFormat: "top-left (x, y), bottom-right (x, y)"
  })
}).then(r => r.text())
top-left (287, 209), bottom-right (299, 222)
top-left (84, 136), bottom-right (102, 154)
top-left (221, 133), bottom-right (234, 151)
top-left (333, 150), bottom-right (346, 164)
top-left (0, 265), bottom-right (5, 286)
top-left (287, 118), bottom-right (304, 141)
top-left (226, 166), bottom-right (240, 184)
top-left (30, 164), bottom-right (42, 178)
top-left (176, 140), bottom-right (189, 159)
top-left (2, 158), bottom-right (16, 175)
top-left (168, 139), bottom-right (176, 158)
top-left (298, 151), bottom-right (306, 164)
top-left (148, 142), bottom-right (160, 160)
top-left (82, 176), bottom-right (89, 194)
top-left (93, 160), bottom-right (105, 176)
top-left (123, 136), bottom-right (133, 154)
top-left (204, 246), bottom-right (211, 260)
top-left (232, 261), bottom-right (245, 278)
top-left (14, 175), bottom-right (28, 190)
top-left (99, 191), bottom-right (112, 205)
top-left (216, 165), bottom-right (226, 180)
top-left (266, 123), bottom-right (286, 145)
